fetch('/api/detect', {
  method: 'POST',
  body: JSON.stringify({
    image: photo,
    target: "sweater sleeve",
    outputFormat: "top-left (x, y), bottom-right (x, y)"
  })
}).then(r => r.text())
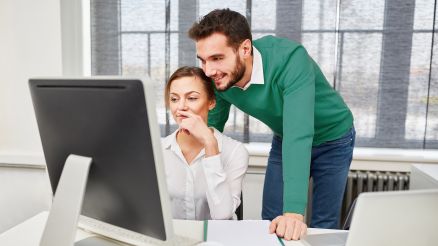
top-left (281, 47), bottom-right (315, 215)
top-left (201, 142), bottom-right (249, 219)
top-left (208, 89), bottom-right (231, 132)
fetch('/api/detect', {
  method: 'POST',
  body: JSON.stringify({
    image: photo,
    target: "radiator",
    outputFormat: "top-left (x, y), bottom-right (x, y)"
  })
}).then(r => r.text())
top-left (305, 170), bottom-right (410, 226)
top-left (340, 170), bottom-right (410, 224)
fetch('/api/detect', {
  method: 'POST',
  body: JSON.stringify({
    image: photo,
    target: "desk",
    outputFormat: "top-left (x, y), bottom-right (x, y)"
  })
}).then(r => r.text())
top-left (0, 212), bottom-right (344, 246)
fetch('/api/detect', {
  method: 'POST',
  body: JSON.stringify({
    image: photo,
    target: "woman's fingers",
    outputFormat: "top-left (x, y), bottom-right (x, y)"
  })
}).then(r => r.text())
top-left (177, 109), bottom-right (196, 118)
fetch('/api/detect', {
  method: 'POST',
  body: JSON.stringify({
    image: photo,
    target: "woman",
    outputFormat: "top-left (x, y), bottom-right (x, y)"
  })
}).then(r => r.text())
top-left (162, 66), bottom-right (248, 220)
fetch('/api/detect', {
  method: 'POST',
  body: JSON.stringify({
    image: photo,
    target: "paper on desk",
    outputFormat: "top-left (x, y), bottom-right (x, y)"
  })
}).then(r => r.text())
top-left (206, 220), bottom-right (281, 246)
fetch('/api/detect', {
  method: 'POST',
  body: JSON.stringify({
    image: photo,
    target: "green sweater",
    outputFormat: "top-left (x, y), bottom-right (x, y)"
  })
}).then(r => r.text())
top-left (208, 35), bottom-right (353, 214)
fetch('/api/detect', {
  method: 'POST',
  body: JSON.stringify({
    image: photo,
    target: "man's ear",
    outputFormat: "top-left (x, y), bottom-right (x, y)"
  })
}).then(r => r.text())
top-left (240, 39), bottom-right (252, 58)
top-left (208, 99), bottom-right (216, 111)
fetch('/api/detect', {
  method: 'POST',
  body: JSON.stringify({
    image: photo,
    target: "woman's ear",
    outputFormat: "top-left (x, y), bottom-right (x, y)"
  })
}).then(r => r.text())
top-left (208, 99), bottom-right (216, 111)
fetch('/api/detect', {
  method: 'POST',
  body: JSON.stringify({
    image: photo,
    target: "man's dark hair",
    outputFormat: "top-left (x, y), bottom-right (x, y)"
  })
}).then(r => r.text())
top-left (188, 8), bottom-right (252, 51)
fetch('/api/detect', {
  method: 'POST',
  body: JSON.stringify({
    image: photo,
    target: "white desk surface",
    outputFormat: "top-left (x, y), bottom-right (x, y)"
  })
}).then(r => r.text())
top-left (0, 211), bottom-right (344, 246)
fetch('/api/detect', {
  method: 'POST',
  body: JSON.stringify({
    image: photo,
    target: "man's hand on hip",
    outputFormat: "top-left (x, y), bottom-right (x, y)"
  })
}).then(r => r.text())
top-left (269, 212), bottom-right (307, 241)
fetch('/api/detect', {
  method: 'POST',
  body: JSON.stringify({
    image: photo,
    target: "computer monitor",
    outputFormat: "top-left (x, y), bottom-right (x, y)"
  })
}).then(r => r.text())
top-left (29, 77), bottom-right (186, 245)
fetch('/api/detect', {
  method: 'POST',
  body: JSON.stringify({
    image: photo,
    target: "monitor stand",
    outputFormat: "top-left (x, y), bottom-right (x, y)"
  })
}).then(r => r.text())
top-left (40, 154), bottom-right (124, 246)
top-left (38, 154), bottom-right (143, 246)
top-left (40, 154), bottom-right (92, 246)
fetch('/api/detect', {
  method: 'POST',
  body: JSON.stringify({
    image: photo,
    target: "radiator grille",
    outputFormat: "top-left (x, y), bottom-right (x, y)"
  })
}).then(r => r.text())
top-left (340, 170), bottom-right (410, 224)
top-left (305, 170), bottom-right (410, 227)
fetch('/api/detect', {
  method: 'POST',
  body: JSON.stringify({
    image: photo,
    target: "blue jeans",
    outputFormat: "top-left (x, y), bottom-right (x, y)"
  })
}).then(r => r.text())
top-left (262, 127), bottom-right (356, 229)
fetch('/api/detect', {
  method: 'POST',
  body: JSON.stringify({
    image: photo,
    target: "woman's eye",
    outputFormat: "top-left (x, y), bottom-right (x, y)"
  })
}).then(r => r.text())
top-left (170, 98), bottom-right (178, 102)
top-left (188, 97), bottom-right (198, 101)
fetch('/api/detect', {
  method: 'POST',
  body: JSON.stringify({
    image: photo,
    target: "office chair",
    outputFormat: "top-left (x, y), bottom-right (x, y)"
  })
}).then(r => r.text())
top-left (235, 193), bottom-right (243, 220)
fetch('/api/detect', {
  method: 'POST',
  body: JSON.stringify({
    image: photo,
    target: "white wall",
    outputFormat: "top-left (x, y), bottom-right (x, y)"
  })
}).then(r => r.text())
top-left (0, 0), bottom-right (62, 232)
top-left (0, 0), bottom-right (62, 157)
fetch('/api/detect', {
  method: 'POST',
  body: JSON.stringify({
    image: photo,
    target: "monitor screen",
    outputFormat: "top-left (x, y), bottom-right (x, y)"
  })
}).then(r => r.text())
top-left (29, 78), bottom-right (172, 242)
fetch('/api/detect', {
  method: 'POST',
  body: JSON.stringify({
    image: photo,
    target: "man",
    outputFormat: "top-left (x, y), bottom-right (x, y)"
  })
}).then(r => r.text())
top-left (188, 9), bottom-right (355, 240)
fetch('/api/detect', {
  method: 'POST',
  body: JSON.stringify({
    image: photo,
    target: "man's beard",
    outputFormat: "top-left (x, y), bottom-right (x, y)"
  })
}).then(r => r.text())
top-left (216, 54), bottom-right (246, 92)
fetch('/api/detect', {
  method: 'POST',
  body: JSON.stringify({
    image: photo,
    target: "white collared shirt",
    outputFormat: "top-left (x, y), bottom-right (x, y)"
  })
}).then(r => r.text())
top-left (161, 128), bottom-right (249, 220)
top-left (238, 46), bottom-right (265, 90)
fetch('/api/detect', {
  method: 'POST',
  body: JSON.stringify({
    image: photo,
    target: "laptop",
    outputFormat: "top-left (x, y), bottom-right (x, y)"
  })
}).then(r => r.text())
top-left (302, 189), bottom-right (438, 246)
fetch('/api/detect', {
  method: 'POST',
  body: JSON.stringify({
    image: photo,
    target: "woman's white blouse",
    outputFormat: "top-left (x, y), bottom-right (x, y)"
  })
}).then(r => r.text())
top-left (161, 128), bottom-right (249, 220)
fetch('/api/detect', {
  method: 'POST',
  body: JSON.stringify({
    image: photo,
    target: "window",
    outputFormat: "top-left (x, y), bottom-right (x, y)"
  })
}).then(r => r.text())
top-left (91, 0), bottom-right (438, 149)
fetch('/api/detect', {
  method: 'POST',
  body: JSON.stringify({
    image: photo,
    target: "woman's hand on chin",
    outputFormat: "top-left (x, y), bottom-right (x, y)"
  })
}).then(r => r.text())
top-left (177, 110), bottom-right (219, 156)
